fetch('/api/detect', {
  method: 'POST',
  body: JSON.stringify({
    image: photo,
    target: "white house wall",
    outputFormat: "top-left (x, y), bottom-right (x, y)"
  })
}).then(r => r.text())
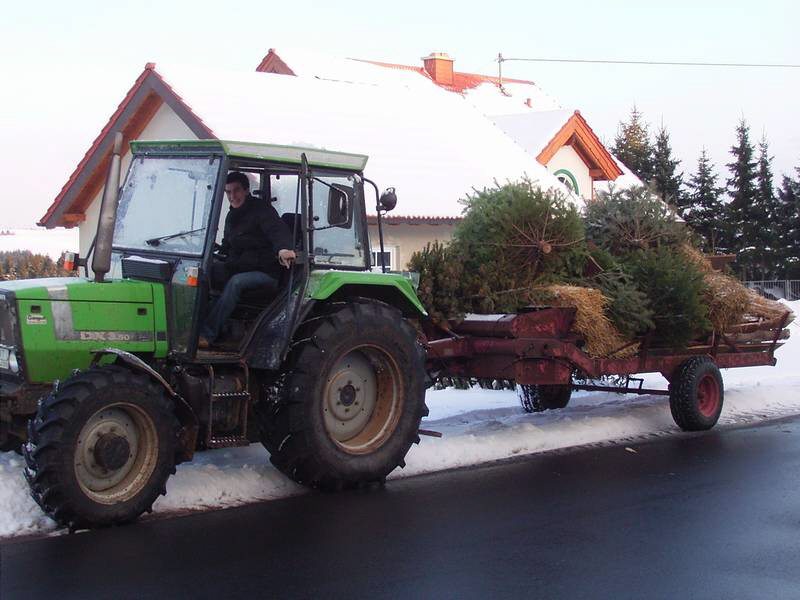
top-left (547, 145), bottom-right (593, 201)
top-left (367, 222), bottom-right (457, 270)
top-left (77, 102), bottom-right (199, 260)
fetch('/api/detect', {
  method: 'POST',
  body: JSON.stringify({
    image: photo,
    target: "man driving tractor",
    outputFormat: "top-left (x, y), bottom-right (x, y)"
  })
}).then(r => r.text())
top-left (199, 171), bottom-right (296, 348)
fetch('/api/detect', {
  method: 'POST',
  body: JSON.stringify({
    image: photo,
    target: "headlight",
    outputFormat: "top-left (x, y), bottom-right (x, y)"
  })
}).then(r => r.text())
top-left (8, 351), bottom-right (19, 373)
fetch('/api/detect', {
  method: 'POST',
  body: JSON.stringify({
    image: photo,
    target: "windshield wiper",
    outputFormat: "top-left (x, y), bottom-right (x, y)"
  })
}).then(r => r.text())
top-left (145, 228), bottom-right (205, 247)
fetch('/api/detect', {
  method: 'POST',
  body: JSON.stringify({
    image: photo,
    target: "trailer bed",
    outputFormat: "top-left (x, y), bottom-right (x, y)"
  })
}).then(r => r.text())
top-left (425, 307), bottom-right (789, 385)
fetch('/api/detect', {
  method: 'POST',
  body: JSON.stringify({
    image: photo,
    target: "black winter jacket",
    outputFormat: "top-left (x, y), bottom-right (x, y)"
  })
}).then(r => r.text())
top-left (219, 195), bottom-right (293, 279)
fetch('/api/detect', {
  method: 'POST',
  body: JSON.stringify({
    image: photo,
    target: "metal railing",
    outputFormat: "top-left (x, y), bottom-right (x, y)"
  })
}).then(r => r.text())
top-left (744, 280), bottom-right (800, 301)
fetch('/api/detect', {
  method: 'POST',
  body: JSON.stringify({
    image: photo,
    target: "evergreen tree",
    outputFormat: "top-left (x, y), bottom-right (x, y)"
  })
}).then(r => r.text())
top-left (611, 105), bottom-right (655, 184)
top-left (684, 149), bottom-right (725, 251)
top-left (0, 251), bottom-right (72, 280)
top-left (754, 136), bottom-right (779, 277)
top-left (725, 119), bottom-right (758, 277)
top-left (775, 168), bottom-right (800, 278)
top-left (652, 124), bottom-right (684, 210)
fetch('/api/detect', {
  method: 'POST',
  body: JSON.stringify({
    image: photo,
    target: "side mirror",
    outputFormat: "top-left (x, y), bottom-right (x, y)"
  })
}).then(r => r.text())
top-left (327, 184), bottom-right (353, 227)
top-left (378, 187), bottom-right (397, 212)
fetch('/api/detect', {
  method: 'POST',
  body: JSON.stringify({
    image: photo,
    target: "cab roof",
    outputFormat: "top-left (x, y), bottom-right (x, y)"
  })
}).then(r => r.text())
top-left (129, 139), bottom-right (369, 171)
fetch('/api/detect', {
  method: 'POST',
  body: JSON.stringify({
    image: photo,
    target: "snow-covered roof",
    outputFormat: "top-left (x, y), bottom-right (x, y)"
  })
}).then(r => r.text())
top-left (262, 48), bottom-right (561, 116)
top-left (594, 156), bottom-right (644, 194)
top-left (462, 81), bottom-right (561, 116)
top-left (153, 64), bottom-right (574, 216)
top-left (490, 110), bottom-right (574, 158)
top-left (261, 47), bottom-right (431, 90)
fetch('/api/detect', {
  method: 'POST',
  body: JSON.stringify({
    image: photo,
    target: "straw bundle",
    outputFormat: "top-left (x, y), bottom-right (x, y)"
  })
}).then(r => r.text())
top-left (680, 245), bottom-right (788, 332)
top-left (542, 285), bottom-right (638, 358)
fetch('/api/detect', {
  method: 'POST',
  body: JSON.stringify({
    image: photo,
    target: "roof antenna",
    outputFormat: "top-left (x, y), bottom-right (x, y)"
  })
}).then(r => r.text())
top-left (497, 53), bottom-right (507, 95)
top-left (497, 53), bottom-right (503, 85)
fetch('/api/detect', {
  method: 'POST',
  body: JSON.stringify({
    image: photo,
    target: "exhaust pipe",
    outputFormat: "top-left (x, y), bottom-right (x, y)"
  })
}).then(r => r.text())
top-left (92, 132), bottom-right (124, 283)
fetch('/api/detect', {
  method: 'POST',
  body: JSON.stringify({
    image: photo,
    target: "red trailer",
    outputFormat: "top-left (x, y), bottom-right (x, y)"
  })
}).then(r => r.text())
top-left (424, 307), bottom-right (792, 431)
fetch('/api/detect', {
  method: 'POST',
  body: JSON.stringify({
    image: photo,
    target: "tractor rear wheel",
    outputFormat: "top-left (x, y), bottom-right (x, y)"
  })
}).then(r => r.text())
top-left (257, 300), bottom-right (428, 489)
top-left (24, 365), bottom-right (178, 529)
top-left (669, 356), bottom-right (724, 431)
top-left (518, 384), bottom-right (572, 413)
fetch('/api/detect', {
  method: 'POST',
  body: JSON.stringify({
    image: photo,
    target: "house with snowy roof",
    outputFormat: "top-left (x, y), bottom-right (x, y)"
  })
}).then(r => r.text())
top-left (39, 61), bottom-right (569, 270)
top-left (257, 49), bottom-right (638, 203)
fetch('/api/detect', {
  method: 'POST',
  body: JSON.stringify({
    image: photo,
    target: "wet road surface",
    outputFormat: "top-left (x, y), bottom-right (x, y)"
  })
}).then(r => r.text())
top-left (3, 416), bottom-right (800, 599)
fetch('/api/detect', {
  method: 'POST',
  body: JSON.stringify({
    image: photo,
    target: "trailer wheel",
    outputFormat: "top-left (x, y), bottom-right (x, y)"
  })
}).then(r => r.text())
top-left (517, 384), bottom-right (572, 413)
top-left (24, 365), bottom-right (178, 529)
top-left (669, 357), bottom-right (724, 431)
top-left (257, 300), bottom-right (428, 489)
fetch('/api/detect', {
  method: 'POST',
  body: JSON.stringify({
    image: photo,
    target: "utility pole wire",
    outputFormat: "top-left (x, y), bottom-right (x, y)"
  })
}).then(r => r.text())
top-left (497, 55), bottom-right (800, 69)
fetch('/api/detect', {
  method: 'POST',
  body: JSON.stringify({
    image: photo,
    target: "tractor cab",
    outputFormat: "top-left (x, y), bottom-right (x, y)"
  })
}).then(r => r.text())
top-left (109, 140), bottom-right (374, 361)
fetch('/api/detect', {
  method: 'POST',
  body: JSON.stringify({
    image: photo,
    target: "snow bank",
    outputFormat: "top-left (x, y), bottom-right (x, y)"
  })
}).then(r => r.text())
top-left (2, 300), bottom-right (797, 539)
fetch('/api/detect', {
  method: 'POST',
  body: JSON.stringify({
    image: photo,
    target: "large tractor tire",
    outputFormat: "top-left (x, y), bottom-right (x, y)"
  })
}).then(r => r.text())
top-left (518, 384), bottom-right (572, 413)
top-left (257, 300), bottom-right (428, 489)
top-left (669, 356), bottom-right (724, 431)
top-left (24, 365), bottom-right (178, 529)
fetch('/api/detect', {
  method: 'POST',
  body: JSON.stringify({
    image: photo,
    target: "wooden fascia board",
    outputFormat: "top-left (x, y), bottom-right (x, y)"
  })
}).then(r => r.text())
top-left (535, 119), bottom-right (575, 165)
top-left (572, 115), bottom-right (623, 179)
top-left (38, 66), bottom-right (152, 228)
top-left (61, 213), bottom-right (86, 225)
top-left (536, 112), bottom-right (624, 181)
top-left (68, 92), bottom-right (165, 218)
top-left (40, 69), bottom-right (214, 228)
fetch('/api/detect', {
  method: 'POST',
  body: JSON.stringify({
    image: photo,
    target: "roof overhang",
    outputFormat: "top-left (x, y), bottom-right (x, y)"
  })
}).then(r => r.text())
top-left (536, 111), bottom-right (623, 181)
top-left (38, 64), bottom-right (215, 229)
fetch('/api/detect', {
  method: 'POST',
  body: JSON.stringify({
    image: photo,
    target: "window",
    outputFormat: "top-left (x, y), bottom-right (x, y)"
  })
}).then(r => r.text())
top-left (310, 175), bottom-right (366, 269)
top-left (114, 156), bottom-right (220, 255)
top-left (370, 247), bottom-right (396, 271)
top-left (554, 169), bottom-right (579, 195)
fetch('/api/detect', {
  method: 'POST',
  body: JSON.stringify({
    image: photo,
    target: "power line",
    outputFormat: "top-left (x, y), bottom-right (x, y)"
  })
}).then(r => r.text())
top-left (497, 54), bottom-right (800, 69)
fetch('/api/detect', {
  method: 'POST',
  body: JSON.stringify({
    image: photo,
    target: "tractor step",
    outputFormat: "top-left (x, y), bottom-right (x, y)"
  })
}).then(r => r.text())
top-left (206, 433), bottom-right (250, 448)
top-left (206, 391), bottom-right (251, 448)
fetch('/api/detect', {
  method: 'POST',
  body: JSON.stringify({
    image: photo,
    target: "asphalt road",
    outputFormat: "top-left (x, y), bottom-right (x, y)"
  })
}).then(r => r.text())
top-left (3, 416), bottom-right (800, 600)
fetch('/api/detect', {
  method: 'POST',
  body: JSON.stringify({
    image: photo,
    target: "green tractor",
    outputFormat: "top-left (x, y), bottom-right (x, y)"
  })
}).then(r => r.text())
top-left (2, 135), bottom-right (429, 529)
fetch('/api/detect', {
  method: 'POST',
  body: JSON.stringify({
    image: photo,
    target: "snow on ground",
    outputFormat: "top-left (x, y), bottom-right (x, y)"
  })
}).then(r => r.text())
top-left (2, 301), bottom-right (797, 539)
top-left (0, 228), bottom-right (79, 260)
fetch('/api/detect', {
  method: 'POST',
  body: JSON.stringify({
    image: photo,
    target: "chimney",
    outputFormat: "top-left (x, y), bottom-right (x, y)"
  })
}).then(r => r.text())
top-left (422, 52), bottom-right (454, 86)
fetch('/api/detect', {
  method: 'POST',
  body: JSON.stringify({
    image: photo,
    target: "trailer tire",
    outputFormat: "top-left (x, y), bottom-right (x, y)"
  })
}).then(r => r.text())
top-left (23, 365), bottom-right (178, 529)
top-left (669, 357), bottom-right (723, 431)
top-left (518, 384), bottom-right (572, 413)
top-left (256, 300), bottom-right (427, 489)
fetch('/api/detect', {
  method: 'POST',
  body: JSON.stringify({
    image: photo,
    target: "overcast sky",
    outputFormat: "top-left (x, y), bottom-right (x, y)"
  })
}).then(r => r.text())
top-left (1, 0), bottom-right (797, 228)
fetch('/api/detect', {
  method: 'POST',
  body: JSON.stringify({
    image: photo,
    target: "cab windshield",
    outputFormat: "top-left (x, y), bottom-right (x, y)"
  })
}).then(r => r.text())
top-left (114, 155), bottom-right (221, 255)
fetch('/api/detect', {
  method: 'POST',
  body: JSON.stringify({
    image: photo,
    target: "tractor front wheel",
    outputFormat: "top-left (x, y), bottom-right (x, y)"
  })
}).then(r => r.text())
top-left (24, 365), bottom-right (178, 529)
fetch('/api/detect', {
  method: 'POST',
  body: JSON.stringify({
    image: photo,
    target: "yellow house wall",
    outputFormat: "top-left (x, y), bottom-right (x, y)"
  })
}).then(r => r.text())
top-left (368, 221), bottom-right (458, 270)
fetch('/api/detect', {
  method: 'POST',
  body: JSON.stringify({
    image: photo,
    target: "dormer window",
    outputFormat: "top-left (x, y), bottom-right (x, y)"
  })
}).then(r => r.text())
top-left (554, 169), bottom-right (579, 195)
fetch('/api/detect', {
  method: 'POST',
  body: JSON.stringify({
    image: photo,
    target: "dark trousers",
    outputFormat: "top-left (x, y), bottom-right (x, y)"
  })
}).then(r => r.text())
top-left (200, 269), bottom-right (277, 342)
